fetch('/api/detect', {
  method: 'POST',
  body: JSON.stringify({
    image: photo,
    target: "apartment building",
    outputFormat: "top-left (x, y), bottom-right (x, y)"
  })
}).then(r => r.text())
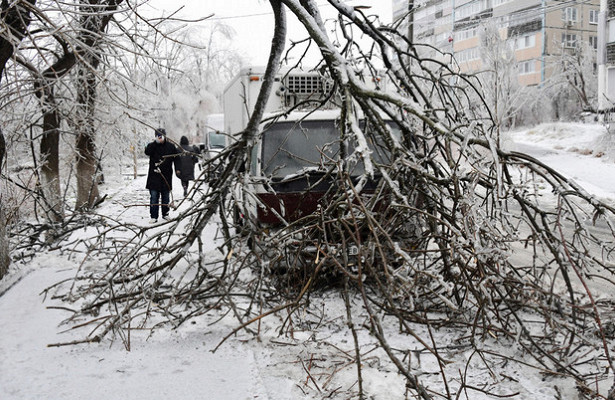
top-left (394, 0), bottom-right (600, 87)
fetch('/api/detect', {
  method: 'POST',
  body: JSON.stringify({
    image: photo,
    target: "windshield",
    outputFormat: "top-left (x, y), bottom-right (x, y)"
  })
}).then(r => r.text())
top-left (261, 119), bottom-right (398, 178)
top-left (262, 120), bottom-right (339, 178)
top-left (208, 131), bottom-right (226, 148)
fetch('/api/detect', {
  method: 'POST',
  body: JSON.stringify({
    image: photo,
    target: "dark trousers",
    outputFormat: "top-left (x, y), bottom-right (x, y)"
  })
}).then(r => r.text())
top-left (149, 189), bottom-right (170, 219)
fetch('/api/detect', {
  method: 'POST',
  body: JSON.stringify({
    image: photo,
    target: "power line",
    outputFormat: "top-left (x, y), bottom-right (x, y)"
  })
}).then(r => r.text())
top-left (207, 11), bottom-right (272, 21)
top-left (204, 1), bottom-right (388, 22)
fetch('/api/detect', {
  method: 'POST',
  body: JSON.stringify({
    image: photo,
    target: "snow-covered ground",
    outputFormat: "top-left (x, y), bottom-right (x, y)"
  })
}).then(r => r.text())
top-left (2, 122), bottom-right (615, 399)
top-left (506, 122), bottom-right (615, 201)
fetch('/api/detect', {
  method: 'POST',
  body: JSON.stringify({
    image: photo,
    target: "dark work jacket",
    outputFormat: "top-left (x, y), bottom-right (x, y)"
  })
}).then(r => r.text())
top-left (178, 144), bottom-right (199, 181)
top-left (145, 140), bottom-right (180, 191)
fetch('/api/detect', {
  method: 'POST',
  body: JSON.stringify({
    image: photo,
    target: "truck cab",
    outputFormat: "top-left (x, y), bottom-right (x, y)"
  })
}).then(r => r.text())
top-left (224, 66), bottom-right (392, 229)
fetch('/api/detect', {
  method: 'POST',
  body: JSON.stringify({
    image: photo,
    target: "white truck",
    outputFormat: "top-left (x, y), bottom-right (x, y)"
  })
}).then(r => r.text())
top-left (223, 66), bottom-right (335, 138)
top-left (223, 66), bottom-right (393, 228)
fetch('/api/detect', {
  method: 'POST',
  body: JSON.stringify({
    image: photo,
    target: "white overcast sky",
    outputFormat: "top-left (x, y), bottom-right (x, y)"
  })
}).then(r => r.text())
top-left (144, 0), bottom-right (393, 65)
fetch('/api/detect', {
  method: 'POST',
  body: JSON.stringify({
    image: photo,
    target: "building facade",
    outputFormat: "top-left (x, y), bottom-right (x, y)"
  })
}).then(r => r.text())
top-left (395, 0), bottom-right (599, 87)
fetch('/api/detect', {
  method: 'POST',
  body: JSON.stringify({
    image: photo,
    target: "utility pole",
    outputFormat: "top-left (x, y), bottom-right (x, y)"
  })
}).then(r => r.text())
top-left (598, 0), bottom-right (608, 112)
top-left (541, 0), bottom-right (546, 86)
top-left (408, 1), bottom-right (414, 44)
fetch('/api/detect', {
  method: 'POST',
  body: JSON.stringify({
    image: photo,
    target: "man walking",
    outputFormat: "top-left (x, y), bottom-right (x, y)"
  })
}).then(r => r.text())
top-left (145, 128), bottom-right (180, 223)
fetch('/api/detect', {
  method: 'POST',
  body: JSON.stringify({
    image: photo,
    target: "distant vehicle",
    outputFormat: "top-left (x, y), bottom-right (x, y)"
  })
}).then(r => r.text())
top-left (203, 130), bottom-right (226, 160)
top-left (201, 113), bottom-right (225, 161)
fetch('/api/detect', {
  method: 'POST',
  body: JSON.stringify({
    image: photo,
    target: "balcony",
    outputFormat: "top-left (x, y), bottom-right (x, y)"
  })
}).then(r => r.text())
top-left (508, 19), bottom-right (542, 37)
top-left (607, 42), bottom-right (615, 64)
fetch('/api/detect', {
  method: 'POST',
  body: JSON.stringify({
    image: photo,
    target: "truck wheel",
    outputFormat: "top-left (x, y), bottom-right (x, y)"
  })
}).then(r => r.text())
top-left (233, 205), bottom-right (248, 237)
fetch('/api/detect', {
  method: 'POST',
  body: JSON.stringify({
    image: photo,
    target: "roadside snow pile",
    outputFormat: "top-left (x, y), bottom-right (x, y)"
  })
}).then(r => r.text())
top-left (505, 122), bottom-right (615, 203)
top-left (508, 122), bottom-right (615, 159)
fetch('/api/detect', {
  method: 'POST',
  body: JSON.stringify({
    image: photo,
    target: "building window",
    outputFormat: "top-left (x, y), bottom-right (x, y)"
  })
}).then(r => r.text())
top-left (518, 60), bottom-right (536, 75)
top-left (493, 0), bottom-right (513, 6)
top-left (608, 42), bottom-right (615, 63)
top-left (456, 48), bottom-right (481, 64)
top-left (609, 20), bottom-right (615, 43)
top-left (415, 7), bottom-right (427, 20)
top-left (589, 9), bottom-right (599, 25)
top-left (590, 36), bottom-right (598, 50)
top-left (436, 15), bottom-right (452, 27)
top-left (456, 0), bottom-right (489, 20)
top-left (562, 33), bottom-right (577, 48)
top-left (609, 0), bottom-right (615, 19)
top-left (436, 32), bottom-right (450, 44)
top-left (562, 7), bottom-right (578, 23)
top-left (515, 34), bottom-right (536, 50)
top-left (454, 27), bottom-right (478, 42)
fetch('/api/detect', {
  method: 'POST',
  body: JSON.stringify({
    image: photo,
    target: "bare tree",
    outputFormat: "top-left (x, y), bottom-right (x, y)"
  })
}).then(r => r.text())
top-left (140, 27), bottom-right (224, 137)
top-left (0, 1), bottom-right (228, 275)
top-left (1, 1), bottom-right (127, 221)
top-left (477, 22), bottom-right (527, 134)
top-left (34, 0), bottom-right (123, 219)
top-left (199, 22), bottom-right (244, 94)
top-left (0, 128), bottom-right (7, 278)
top-left (0, 0), bottom-right (37, 278)
top-left (2, 0), bottom-right (220, 217)
top-left (549, 41), bottom-right (598, 116)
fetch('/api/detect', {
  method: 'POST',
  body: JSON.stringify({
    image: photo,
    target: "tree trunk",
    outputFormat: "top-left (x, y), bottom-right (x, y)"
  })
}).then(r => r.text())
top-left (38, 88), bottom-right (64, 221)
top-left (0, 129), bottom-right (8, 278)
top-left (0, 207), bottom-right (8, 279)
top-left (74, 0), bottom-right (107, 209)
top-left (75, 67), bottom-right (100, 209)
top-left (0, 1), bottom-right (37, 275)
top-left (34, 0), bottom-right (123, 217)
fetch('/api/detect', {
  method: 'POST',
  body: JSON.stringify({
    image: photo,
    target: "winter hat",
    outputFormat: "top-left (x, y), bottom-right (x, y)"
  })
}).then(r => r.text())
top-left (154, 128), bottom-right (166, 137)
top-left (180, 136), bottom-right (189, 145)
